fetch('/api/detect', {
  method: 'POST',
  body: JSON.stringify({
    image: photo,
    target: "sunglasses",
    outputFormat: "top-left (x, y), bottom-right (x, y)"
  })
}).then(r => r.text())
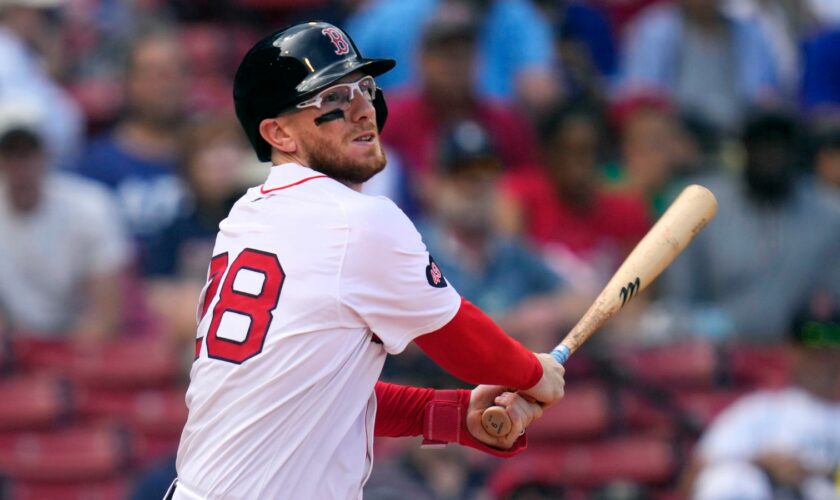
top-left (296, 76), bottom-right (378, 114)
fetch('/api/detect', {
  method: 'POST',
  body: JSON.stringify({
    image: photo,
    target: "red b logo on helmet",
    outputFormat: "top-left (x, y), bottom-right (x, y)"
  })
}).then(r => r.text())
top-left (322, 28), bottom-right (350, 55)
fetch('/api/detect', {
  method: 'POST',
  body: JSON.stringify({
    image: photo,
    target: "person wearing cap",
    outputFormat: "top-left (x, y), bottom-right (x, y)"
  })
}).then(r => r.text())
top-left (501, 101), bottom-right (652, 296)
top-left (380, 2), bottom-right (541, 193)
top-left (74, 30), bottom-right (190, 270)
top-left (683, 290), bottom-right (840, 499)
top-left (345, 0), bottom-right (559, 109)
top-left (414, 120), bottom-right (588, 352)
top-left (170, 22), bottom-right (566, 499)
top-left (653, 110), bottom-right (840, 342)
top-left (0, 102), bottom-right (129, 339)
top-left (0, 0), bottom-right (82, 167)
top-left (621, 0), bottom-right (782, 134)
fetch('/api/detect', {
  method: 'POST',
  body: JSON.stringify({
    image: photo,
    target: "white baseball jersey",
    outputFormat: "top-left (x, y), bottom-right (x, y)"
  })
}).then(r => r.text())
top-left (174, 163), bottom-right (461, 500)
top-left (698, 387), bottom-right (840, 473)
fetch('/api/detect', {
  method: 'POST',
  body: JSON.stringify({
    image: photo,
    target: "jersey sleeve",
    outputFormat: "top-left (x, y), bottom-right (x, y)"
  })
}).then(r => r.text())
top-left (339, 196), bottom-right (461, 354)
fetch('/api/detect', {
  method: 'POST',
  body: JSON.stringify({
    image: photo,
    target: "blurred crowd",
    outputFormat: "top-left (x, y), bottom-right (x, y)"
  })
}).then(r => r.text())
top-left (0, 0), bottom-right (838, 498)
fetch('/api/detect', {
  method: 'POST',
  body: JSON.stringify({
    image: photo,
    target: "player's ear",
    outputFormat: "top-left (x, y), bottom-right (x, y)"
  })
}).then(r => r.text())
top-left (259, 117), bottom-right (297, 154)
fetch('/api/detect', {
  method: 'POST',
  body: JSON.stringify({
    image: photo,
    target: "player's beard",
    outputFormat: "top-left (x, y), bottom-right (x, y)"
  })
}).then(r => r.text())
top-left (300, 134), bottom-right (387, 185)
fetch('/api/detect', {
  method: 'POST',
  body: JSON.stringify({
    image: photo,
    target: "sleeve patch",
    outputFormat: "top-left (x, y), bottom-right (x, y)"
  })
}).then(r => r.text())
top-left (426, 256), bottom-right (448, 288)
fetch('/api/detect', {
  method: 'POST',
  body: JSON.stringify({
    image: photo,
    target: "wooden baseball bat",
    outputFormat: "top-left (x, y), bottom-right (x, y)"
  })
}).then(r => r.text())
top-left (481, 184), bottom-right (718, 437)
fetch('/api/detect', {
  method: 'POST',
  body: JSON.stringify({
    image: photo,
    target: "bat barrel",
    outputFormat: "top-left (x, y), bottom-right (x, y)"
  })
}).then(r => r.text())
top-left (479, 184), bottom-right (718, 439)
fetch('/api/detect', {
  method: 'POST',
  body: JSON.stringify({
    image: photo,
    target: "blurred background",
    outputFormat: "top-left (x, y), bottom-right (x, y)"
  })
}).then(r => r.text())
top-left (0, 0), bottom-right (838, 498)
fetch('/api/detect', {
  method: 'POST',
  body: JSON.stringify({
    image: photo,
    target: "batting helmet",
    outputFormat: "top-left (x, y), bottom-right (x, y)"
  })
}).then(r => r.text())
top-left (233, 21), bottom-right (396, 162)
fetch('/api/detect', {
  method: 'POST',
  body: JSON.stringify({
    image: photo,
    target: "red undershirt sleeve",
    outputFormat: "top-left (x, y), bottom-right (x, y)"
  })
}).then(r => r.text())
top-left (413, 297), bottom-right (543, 390)
top-left (374, 381), bottom-right (527, 458)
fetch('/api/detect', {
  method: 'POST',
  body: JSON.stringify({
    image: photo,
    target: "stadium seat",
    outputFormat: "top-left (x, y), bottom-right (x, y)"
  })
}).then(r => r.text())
top-left (489, 436), bottom-right (677, 495)
top-left (527, 384), bottom-right (610, 441)
top-left (726, 344), bottom-right (791, 388)
top-left (0, 425), bottom-right (129, 481)
top-left (76, 386), bottom-right (186, 467)
top-left (617, 390), bottom-right (673, 432)
top-left (77, 386), bottom-right (188, 437)
top-left (0, 375), bottom-right (70, 431)
top-left (675, 389), bottom-right (745, 428)
top-left (13, 338), bottom-right (181, 389)
top-left (616, 340), bottom-right (718, 388)
top-left (6, 478), bottom-right (129, 500)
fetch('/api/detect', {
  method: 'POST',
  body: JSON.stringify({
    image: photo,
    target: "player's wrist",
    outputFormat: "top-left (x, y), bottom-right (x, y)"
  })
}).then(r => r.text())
top-left (522, 352), bottom-right (544, 390)
top-left (421, 389), bottom-right (527, 458)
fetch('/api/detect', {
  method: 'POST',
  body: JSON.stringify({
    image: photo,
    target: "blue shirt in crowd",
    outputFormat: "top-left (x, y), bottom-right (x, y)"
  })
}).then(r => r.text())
top-left (345, 0), bottom-right (555, 101)
top-left (801, 27), bottom-right (840, 111)
top-left (75, 133), bottom-right (186, 266)
top-left (418, 222), bottom-right (562, 317)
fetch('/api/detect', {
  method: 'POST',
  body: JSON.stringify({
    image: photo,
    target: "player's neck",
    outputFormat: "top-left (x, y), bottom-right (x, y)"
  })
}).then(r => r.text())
top-left (271, 150), bottom-right (307, 168)
top-left (270, 150), bottom-right (363, 192)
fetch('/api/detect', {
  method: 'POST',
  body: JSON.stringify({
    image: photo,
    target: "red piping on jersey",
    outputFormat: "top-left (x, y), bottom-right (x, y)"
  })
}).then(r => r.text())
top-left (260, 175), bottom-right (329, 194)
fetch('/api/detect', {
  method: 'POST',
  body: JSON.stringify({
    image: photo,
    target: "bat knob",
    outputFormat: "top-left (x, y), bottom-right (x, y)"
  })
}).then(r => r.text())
top-left (481, 405), bottom-right (511, 437)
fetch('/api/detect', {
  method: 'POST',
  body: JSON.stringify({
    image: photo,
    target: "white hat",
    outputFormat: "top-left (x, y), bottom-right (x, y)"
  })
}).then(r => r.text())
top-left (0, 99), bottom-right (43, 140)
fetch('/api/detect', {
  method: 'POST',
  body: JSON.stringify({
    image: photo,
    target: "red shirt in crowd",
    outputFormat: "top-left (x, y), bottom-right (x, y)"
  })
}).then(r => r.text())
top-left (503, 167), bottom-right (651, 284)
top-left (382, 91), bottom-right (540, 174)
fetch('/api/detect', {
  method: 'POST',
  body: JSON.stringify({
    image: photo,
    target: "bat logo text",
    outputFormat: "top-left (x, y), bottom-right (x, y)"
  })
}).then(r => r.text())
top-left (619, 277), bottom-right (641, 307)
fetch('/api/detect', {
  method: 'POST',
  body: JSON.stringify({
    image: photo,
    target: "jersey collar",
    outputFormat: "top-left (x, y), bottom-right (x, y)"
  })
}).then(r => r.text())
top-left (260, 163), bottom-right (329, 194)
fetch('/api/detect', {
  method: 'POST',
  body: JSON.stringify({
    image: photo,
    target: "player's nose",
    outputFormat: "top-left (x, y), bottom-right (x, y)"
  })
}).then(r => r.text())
top-left (348, 92), bottom-right (376, 124)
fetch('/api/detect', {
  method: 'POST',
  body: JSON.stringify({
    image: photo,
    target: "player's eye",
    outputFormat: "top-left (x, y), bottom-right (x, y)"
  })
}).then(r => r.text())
top-left (358, 77), bottom-right (376, 100)
top-left (321, 89), bottom-right (346, 105)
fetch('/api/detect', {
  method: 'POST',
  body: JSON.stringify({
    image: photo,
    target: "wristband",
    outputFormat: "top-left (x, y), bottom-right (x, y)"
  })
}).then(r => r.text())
top-left (421, 389), bottom-right (528, 458)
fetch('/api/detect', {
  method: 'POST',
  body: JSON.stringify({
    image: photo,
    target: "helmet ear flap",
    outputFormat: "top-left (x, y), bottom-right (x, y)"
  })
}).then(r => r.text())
top-left (373, 88), bottom-right (388, 133)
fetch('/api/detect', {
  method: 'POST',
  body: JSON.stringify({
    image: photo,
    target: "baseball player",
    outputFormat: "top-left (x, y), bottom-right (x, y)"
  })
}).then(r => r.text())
top-left (170, 22), bottom-right (566, 500)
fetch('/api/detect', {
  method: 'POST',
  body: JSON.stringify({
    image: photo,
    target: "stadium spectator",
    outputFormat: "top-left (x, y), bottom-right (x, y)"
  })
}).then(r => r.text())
top-left (813, 126), bottom-right (840, 194)
top-left (74, 29), bottom-right (190, 269)
top-left (536, 0), bottom-right (619, 104)
top-left (807, 0), bottom-right (840, 27)
top-left (724, 0), bottom-right (812, 96)
top-left (381, 5), bottom-right (541, 201)
top-left (501, 102), bottom-right (652, 295)
top-left (0, 101), bottom-right (129, 339)
top-left (143, 115), bottom-right (250, 342)
top-left (603, 91), bottom-right (684, 216)
top-left (364, 445), bottom-right (486, 500)
top-left (801, 26), bottom-right (840, 115)
top-left (654, 111), bottom-right (840, 341)
top-left (345, 0), bottom-right (559, 111)
top-left (0, 0), bottom-right (83, 167)
top-left (591, 0), bottom-right (667, 35)
top-left (621, 0), bottom-right (782, 133)
top-left (418, 120), bottom-right (588, 350)
top-left (684, 290), bottom-right (840, 500)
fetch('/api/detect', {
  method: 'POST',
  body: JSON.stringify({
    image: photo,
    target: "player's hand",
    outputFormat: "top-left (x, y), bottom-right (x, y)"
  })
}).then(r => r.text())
top-left (520, 353), bottom-right (565, 407)
top-left (466, 385), bottom-right (543, 449)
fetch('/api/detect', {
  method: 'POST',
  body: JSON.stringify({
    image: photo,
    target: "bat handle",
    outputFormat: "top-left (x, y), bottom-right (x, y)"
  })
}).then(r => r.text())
top-left (479, 344), bottom-right (571, 438)
top-left (551, 344), bottom-right (571, 364)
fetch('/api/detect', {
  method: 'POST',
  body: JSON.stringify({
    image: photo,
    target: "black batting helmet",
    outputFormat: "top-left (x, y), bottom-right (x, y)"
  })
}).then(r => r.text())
top-left (233, 21), bottom-right (396, 162)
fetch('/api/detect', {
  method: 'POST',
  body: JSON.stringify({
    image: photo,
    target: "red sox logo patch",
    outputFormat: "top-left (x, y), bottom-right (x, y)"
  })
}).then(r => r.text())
top-left (426, 256), bottom-right (447, 288)
top-left (322, 27), bottom-right (350, 55)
